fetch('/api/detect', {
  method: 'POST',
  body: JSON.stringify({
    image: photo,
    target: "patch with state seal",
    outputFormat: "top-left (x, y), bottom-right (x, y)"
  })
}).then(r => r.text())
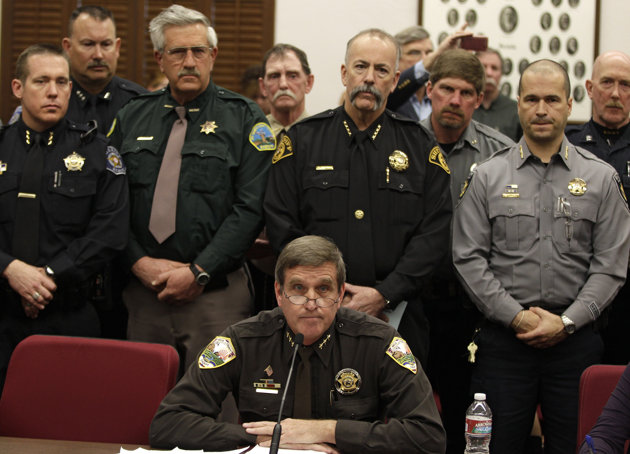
top-left (428, 146), bottom-right (450, 175)
top-left (386, 337), bottom-right (417, 374)
top-left (272, 135), bottom-right (294, 164)
top-left (198, 336), bottom-right (236, 369)
top-left (106, 146), bottom-right (126, 175)
top-left (249, 122), bottom-right (276, 151)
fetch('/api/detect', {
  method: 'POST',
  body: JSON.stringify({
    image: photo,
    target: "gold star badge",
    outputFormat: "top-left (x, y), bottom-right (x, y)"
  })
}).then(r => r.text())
top-left (64, 152), bottom-right (85, 171)
top-left (200, 121), bottom-right (218, 135)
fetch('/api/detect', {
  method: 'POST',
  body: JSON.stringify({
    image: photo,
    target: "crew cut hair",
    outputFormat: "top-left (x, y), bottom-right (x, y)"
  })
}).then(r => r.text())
top-left (345, 28), bottom-right (401, 71)
top-left (15, 43), bottom-right (68, 82)
top-left (68, 6), bottom-right (116, 37)
top-left (518, 59), bottom-right (571, 100)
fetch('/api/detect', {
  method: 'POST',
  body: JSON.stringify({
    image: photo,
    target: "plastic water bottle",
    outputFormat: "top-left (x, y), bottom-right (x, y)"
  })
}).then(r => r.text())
top-left (464, 392), bottom-right (492, 453)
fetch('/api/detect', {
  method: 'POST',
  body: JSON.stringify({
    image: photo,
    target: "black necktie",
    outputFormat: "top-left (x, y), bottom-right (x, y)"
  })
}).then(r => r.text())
top-left (293, 346), bottom-right (313, 418)
top-left (12, 133), bottom-right (45, 263)
top-left (346, 130), bottom-right (376, 284)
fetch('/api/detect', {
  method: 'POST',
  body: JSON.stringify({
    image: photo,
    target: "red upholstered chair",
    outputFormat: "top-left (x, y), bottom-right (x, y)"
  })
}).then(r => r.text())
top-left (576, 364), bottom-right (626, 451)
top-left (0, 334), bottom-right (179, 444)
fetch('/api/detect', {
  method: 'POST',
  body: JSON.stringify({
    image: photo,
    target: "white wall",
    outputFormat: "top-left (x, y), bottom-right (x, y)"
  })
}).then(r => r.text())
top-left (275, 0), bottom-right (630, 117)
top-left (598, 0), bottom-right (630, 56)
top-left (275, 0), bottom-right (418, 115)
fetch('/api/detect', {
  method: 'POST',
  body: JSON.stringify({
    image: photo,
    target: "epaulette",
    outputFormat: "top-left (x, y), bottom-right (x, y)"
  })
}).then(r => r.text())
top-left (297, 109), bottom-right (337, 124)
top-left (67, 119), bottom-right (107, 146)
top-left (472, 120), bottom-right (516, 148)
top-left (118, 79), bottom-right (148, 96)
top-left (385, 108), bottom-right (420, 125)
top-left (233, 309), bottom-right (285, 339)
top-left (335, 307), bottom-right (393, 340)
top-left (564, 123), bottom-right (585, 135)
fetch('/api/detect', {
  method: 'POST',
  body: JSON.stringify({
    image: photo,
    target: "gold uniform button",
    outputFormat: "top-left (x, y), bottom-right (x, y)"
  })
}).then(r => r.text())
top-left (354, 210), bottom-right (365, 219)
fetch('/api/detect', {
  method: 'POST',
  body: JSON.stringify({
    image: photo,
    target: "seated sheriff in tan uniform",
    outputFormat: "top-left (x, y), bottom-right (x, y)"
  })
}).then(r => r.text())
top-left (150, 235), bottom-right (445, 454)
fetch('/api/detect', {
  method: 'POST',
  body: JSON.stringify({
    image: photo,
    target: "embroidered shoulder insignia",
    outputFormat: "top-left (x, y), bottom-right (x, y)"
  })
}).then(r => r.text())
top-left (106, 146), bottom-right (126, 175)
top-left (249, 122), bottom-right (277, 151)
top-left (199, 336), bottom-right (236, 369)
top-left (272, 135), bottom-right (294, 164)
top-left (429, 146), bottom-right (450, 174)
top-left (386, 336), bottom-right (417, 374)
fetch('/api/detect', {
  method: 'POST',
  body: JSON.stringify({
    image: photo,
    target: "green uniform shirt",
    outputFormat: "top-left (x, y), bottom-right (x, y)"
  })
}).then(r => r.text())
top-left (108, 81), bottom-right (275, 274)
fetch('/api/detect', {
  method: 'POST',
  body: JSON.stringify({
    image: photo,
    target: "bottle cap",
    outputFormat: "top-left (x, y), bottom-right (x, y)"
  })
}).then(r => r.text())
top-left (474, 392), bottom-right (486, 401)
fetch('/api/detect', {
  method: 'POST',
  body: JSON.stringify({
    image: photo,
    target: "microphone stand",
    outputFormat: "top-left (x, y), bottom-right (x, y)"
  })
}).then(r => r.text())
top-left (269, 332), bottom-right (304, 454)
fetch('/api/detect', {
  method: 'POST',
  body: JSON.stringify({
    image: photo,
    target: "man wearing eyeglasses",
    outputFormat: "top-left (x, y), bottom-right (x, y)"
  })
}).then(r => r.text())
top-left (107, 4), bottom-right (274, 378)
top-left (150, 235), bottom-right (445, 453)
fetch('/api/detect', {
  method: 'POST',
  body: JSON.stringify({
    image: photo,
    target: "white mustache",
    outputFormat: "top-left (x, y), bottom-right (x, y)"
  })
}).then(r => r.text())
top-left (273, 89), bottom-right (297, 101)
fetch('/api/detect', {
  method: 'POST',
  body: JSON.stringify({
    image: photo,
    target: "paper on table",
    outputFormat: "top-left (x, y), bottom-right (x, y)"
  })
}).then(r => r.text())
top-left (119, 445), bottom-right (321, 453)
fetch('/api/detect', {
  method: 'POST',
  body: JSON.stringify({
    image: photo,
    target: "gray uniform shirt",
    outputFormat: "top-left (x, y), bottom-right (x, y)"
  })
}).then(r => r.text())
top-left (453, 137), bottom-right (630, 329)
top-left (421, 118), bottom-right (514, 204)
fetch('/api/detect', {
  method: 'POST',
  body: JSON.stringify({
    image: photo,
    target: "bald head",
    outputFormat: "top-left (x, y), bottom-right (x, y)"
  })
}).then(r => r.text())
top-left (592, 51), bottom-right (630, 78)
top-left (519, 59), bottom-right (571, 100)
top-left (587, 51), bottom-right (630, 129)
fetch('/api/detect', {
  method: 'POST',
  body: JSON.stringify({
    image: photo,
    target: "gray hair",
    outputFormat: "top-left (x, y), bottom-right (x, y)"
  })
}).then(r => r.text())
top-left (149, 4), bottom-right (218, 52)
top-left (345, 28), bottom-right (401, 71)
top-left (394, 26), bottom-right (430, 46)
top-left (275, 236), bottom-right (346, 291)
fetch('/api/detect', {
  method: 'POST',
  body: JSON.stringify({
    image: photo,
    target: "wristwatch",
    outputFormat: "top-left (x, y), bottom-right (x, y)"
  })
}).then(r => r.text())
top-left (189, 263), bottom-right (210, 286)
top-left (561, 314), bottom-right (576, 334)
top-left (44, 265), bottom-right (55, 279)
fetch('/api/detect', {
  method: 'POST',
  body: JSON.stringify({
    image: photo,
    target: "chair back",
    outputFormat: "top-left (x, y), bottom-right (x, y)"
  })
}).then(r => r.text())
top-left (0, 334), bottom-right (179, 444)
top-left (577, 364), bottom-right (626, 450)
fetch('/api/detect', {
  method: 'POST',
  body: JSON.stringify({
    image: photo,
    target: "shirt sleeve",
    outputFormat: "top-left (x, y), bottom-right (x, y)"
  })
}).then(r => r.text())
top-left (150, 329), bottom-right (257, 450)
top-left (264, 129), bottom-right (307, 253)
top-left (107, 113), bottom-right (148, 268)
top-left (452, 167), bottom-right (524, 326)
top-left (335, 339), bottom-right (446, 454)
top-left (563, 171), bottom-right (630, 329)
top-left (387, 62), bottom-right (429, 111)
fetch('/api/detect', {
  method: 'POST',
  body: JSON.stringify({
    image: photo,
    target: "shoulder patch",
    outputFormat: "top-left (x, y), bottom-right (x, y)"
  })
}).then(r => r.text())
top-left (106, 146), bottom-right (126, 175)
top-left (272, 135), bottom-right (294, 164)
top-left (386, 337), bottom-right (417, 374)
top-left (429, 146), bottom-right (450, 174)
top-left (249, 122), bottom-right (276, 151)
top-left (199, 336), bottom-right (236, 369)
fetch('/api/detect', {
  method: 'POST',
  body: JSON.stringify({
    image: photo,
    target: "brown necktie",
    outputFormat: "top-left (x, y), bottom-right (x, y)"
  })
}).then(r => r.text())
top-left (293, 346), bottom-right (313, 418)
top-left (12, 133), bottom-right (45, 263)
top-left (149, 106), bottom-right (187, 243)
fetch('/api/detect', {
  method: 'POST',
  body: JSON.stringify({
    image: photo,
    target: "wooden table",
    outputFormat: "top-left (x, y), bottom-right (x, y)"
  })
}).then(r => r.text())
top-left (0, 436), bottom-right (149, 453)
